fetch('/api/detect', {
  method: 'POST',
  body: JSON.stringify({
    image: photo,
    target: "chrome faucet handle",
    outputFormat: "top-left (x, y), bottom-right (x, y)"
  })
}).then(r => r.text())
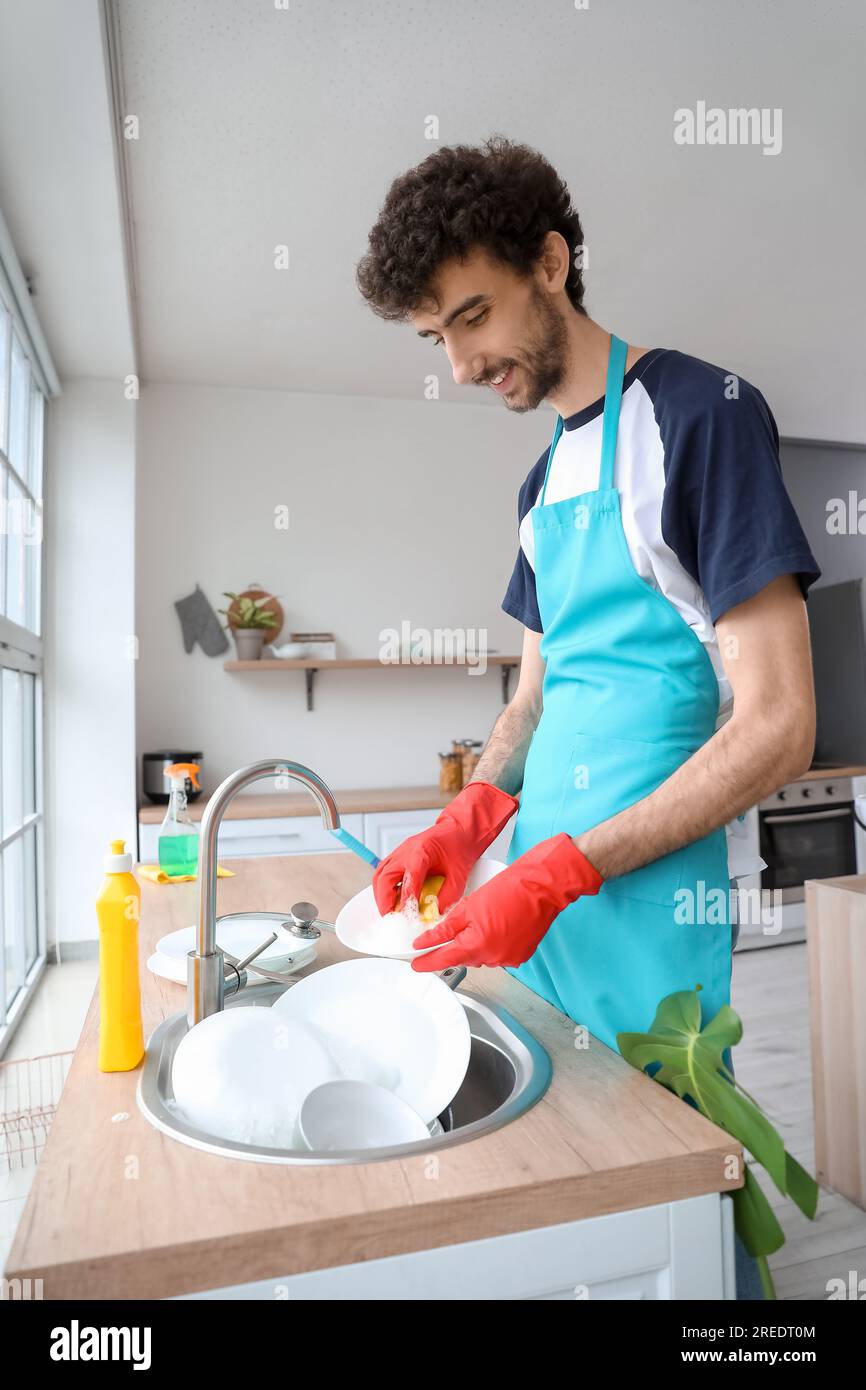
top-left (234, 932), bottom-right (279, 971)
top-left (220, 946), bottom-right (313, 988)
top-left (217, 931), bottom-right (282, 997)
top-left (287, 902), bottom-right (321, 940)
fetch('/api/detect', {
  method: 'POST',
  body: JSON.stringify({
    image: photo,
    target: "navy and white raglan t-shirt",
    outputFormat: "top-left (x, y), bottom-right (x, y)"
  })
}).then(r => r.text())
top-left (501, 346), bottom-right (821, 879)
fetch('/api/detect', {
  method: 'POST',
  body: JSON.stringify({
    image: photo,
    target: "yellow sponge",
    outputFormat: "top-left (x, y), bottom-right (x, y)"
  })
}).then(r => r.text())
top-left (418, 874), bottom-right (445, 923)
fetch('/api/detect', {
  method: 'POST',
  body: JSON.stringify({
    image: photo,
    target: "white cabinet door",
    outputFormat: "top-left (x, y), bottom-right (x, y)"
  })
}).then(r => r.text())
top-left (728, 804), bottom-right (765, 945)
top-left (216, 812), bottom-right (366, 859)
top-left (175, 1193), bottom-right (729, 1301)
top-left (138, 813), bottom-right (365, 862)
top-left (362, 807), bottom-right (515, 863)
top-left (362, 809), bottom-right (439, 860)
top-left (140, 802), bottom-right (517, 866)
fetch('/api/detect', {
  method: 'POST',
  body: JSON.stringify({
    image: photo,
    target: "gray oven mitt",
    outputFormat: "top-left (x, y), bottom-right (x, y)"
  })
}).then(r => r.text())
top-left (174, 583), bottom-right (229, 656)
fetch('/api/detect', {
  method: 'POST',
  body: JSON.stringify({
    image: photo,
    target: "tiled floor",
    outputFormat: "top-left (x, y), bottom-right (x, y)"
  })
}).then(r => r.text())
top-left (2, 944), bottom-right (864, 1297)
top-left (730, 941), bottom-right (866, 1300)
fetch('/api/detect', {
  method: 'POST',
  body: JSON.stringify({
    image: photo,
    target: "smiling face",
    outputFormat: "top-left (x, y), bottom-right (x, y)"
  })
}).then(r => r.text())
top-left (411, 246), bottom-right (572, 414)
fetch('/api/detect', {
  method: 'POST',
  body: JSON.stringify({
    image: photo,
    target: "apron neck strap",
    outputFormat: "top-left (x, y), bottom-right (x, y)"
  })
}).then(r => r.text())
top-left (538, 413), bottom-right (563, 506)
top-left (599, 333), bottom-right (628, 491)
top-left (538, 333), bottom-right (629, 505)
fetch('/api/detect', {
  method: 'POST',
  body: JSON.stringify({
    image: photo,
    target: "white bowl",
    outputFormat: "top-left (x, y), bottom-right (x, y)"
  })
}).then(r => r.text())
top-left (298, 1079), bottom-right (430, 1151)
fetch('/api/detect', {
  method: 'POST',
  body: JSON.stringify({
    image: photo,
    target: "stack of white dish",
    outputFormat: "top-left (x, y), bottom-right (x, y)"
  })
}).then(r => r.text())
top-left (170, 958), bottom-right (471, 1152)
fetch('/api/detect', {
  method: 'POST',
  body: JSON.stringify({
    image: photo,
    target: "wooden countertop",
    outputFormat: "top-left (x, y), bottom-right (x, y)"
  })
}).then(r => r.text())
top-left (6, 854), bottom-right (743, 1299)
top-left (138, 767), bottom-right (866, 823)
top-left (805, 872), bottom-right (866, 896)
top-left (139, 785), bottom-right (458, 824)
top-left (798, 766), bottom-right (866, 781)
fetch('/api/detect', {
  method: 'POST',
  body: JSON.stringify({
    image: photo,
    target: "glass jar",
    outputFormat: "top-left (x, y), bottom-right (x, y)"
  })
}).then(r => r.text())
top-left (438, 751), bottom-right (464, 793)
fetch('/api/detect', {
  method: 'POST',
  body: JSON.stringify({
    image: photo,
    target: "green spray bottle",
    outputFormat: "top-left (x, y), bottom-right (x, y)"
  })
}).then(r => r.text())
top-left (157, 762), bottom-right (201, 877)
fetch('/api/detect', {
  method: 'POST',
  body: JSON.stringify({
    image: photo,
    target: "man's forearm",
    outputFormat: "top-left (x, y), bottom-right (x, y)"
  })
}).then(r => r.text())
top-left (573, 708), bottom-right (813, 881)
top-left (469, 696), bottom-right (539, 798)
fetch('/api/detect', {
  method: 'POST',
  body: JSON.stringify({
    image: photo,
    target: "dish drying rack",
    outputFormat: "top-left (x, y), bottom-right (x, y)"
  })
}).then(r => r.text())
top-left (0, 1050), bottom-right (74, 1171)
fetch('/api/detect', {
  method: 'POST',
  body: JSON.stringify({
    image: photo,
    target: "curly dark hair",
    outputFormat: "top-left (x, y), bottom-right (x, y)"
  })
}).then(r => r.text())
top-left (356, 134), bottom-right (587, 323)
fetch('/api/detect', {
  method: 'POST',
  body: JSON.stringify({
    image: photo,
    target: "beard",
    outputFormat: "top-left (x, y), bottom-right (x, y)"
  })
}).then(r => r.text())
top-left (497, 285), bottom-right (571, 413)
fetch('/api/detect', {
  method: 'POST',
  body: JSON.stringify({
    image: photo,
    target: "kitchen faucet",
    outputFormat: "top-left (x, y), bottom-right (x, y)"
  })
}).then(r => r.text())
top-left (188, 759), bottom-right (341, 1026)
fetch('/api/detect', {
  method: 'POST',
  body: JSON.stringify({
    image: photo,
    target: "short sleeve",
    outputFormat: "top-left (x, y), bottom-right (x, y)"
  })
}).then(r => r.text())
top-left (501, 452), bottom-right (547, 632)
top-left (657, 369), bottom-right (821, 623)
top-left (502, 550), bottom-right (543, 632)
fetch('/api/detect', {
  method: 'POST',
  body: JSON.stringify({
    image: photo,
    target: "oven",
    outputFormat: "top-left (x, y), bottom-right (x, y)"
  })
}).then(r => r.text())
top-left (759, 776), bottom-right (862, 905)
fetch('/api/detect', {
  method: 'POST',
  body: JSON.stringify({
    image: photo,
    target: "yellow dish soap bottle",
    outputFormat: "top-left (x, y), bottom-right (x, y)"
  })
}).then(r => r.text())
top-left (96, 839), bottom-right (145, 1072)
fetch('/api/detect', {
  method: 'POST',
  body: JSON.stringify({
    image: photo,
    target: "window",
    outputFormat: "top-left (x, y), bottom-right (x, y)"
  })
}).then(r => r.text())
top-left (0, 274), bottom-right (46, 1052)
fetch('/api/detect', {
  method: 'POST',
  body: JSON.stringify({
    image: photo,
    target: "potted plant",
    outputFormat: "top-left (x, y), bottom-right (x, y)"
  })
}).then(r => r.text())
top-left (218, 591), bottom-right (280, 660)
top-left (618, 987), bottom-right (818, 1300)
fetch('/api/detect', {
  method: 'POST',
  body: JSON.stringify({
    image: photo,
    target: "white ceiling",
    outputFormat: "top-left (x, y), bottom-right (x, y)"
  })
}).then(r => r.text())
top-left (1, 1), bottom-right (864, 440)
top-left (0, 0), bottom-right (135, 382)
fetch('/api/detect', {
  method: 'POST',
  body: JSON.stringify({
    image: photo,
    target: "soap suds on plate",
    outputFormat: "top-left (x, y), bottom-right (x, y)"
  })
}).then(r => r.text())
top-left (374, 902), bottom-right (427, 954)
top-left (372, 888), bottom-right (447, 954)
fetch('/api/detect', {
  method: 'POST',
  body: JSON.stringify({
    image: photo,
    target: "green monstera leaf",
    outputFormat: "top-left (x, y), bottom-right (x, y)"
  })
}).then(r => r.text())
top-left (618, 985), bottom-right (818, 1301)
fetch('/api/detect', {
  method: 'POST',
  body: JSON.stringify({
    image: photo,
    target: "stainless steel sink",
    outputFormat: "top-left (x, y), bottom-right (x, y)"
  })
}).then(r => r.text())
top-left (137, 979), bottom-right (552, 1165)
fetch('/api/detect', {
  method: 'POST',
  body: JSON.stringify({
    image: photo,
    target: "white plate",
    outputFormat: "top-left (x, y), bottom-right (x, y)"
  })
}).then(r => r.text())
top-left (171, 1008), bottom-right (339, 1148)
top-left (147, 942), bottom-right (316, 985)
top-left (271, 957), bottom-right (471, 1125)
top-left (156, 912), bottom-right (314, 966)
top-left (336, 856), bottom-right (507, 960)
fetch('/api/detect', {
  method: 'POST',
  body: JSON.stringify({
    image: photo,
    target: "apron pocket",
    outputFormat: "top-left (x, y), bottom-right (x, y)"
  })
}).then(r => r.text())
top-left (555, 731), bottom-right (697, 908)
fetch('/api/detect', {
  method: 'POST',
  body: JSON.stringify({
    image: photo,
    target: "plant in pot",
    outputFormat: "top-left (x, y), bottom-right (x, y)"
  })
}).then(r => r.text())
top-left (218, 592), bottom-right (280, 660)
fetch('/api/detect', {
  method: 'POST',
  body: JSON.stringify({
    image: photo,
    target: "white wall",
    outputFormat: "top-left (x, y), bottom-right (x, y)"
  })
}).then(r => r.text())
top-left (45, 380), bottom-right (137, 946)
top-left (136, 383), bottom-right (543, 796)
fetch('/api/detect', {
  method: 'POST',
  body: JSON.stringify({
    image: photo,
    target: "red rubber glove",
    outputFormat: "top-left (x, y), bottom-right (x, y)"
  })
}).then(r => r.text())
top-left (372, 780), bottom-right (519, 916)
top-left (410, 833), bottom-right (604, 970)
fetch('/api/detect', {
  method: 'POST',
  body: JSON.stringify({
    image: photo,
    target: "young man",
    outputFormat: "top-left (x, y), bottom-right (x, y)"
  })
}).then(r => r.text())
top-left (356, 136), bottom-right (820, 1299)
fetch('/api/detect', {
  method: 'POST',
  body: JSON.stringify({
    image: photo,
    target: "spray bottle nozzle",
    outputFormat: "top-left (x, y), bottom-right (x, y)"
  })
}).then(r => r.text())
top-left (164, 761), bottom-right (201, 790)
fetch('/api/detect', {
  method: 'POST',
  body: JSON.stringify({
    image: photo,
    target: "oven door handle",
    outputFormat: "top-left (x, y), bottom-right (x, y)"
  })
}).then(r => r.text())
top-left (763, 807), bottom-right (852, 825)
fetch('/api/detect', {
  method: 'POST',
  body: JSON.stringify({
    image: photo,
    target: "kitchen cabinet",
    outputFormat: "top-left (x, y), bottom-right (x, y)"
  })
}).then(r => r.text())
top-left (138, 804), bottom-right (515, 865)
top-left (176, 1193), bottom-right (734, 1300)
top-left (728, 805), bottom-right (764, 946)
top-left (138, 812), bottom-right (365, 863)
top-left (363, 807), bottom-right (440, 859)
top-left (362, 807), bottom-right (515, 863)
top-left (5, 853), bottom-right (743, 1301)
top-left (805, 872), bottom-right (866, 1210)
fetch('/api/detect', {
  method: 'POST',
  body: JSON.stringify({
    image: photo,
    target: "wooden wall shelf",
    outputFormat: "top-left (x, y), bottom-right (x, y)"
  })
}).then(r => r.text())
top-left (223, 656), bottom-right (521, 710)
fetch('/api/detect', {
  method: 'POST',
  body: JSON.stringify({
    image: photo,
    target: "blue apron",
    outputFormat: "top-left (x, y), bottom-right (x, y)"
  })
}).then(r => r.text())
top-left (505, 334), bottom-right (731, 1055)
